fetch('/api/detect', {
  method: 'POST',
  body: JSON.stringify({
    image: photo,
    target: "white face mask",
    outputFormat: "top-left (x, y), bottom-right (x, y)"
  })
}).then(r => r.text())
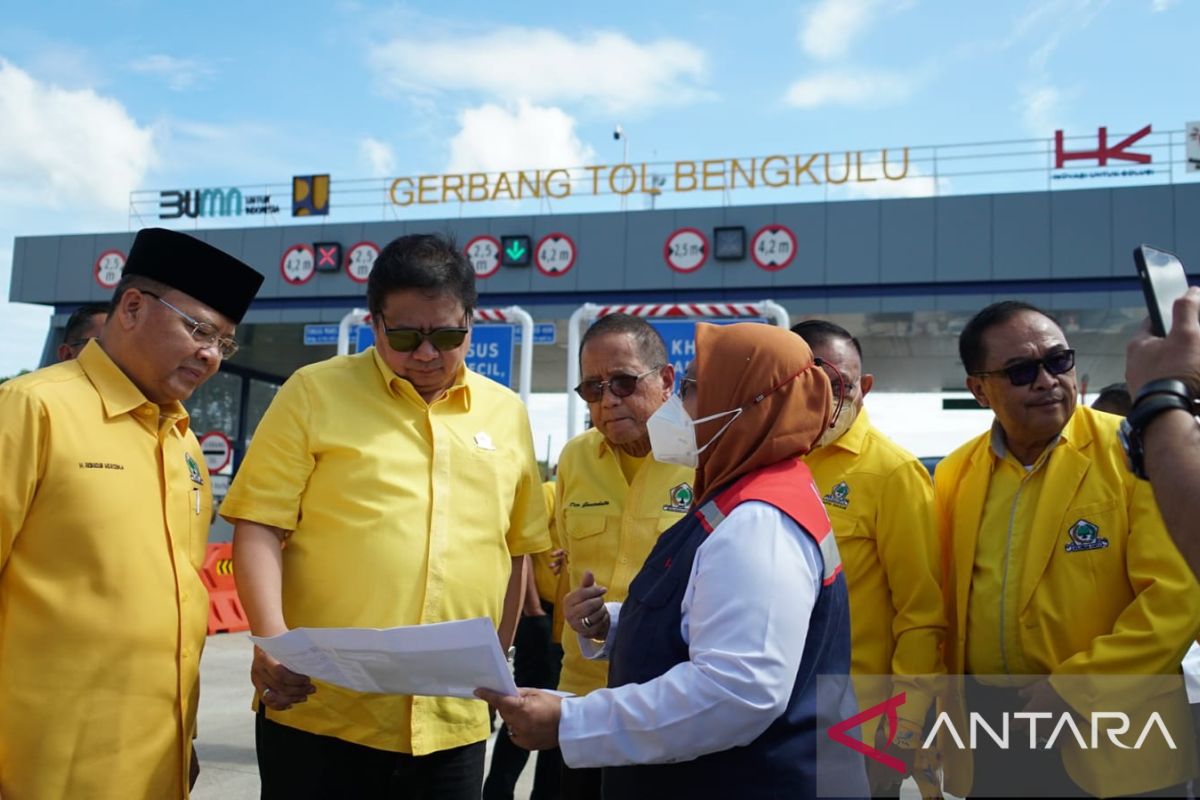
top-left (816, 399), bottom-right (858, 448)
top-left (646, 392), bottom-right (743, 468)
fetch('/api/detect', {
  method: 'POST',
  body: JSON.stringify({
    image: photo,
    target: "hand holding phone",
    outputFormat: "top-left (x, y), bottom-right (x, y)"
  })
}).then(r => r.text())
top-left (1134, 244), bottom-right (1191, 336)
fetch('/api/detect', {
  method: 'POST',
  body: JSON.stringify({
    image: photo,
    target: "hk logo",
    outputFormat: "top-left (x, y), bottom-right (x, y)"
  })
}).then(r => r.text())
top-left (1054, 125), bottom-right (1151, 169)
top-left (827, 692), bottom-right (907, 773)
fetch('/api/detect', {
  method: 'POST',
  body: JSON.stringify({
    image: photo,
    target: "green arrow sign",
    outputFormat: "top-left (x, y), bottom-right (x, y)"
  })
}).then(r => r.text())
top-left (505, 240), bottom-right (527, 261)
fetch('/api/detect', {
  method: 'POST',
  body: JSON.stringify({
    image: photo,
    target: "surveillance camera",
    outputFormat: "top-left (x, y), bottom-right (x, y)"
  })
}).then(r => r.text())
top-left (613, 125), bottom-right (623, 141)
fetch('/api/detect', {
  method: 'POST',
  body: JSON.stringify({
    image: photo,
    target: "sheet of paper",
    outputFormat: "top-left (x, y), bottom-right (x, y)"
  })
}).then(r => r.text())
top-left (250, 616), bottom-right (518, 699)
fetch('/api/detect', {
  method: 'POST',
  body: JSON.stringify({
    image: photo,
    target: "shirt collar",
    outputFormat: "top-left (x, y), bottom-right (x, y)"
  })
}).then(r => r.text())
top-left (826, 406), bottom-right (871, 455)
top-left (77, 340), bottom-right (191, 434)
top-left (369, 346), bottom-right (472, 410)
top-left (988, 418), bottom-right (1063, 471)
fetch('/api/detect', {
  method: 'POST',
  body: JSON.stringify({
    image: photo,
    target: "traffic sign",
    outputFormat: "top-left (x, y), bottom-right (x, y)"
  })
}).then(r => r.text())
top-left (751, 225), bottom-right (797, 271)
top-left (535, 233), bottom-right (576, 277)
top-left (199, 431), bottom-right (233, 473)
top-left (94, 249), bottom-right (126, 289)
top-left (303, 324), bottom-right (340, 346)
top-left (280, 243), bottom-right (316, 285)
top-left (664, 228), bottom-right (708, 273)
top-left (648, 318), bottom-right (767, 392)
top-left (464, 324), bottom-right (515, 387)
top-left (501, 235), bottom-right (532, 267)
top-left (314, 242), bottom-right (342, 273)
top-left (345, 241), bottom-right (379, 283)
top-left (514, 322), bottom-right (557, 345)
top-left (466, 235), bottom-right (502, 279)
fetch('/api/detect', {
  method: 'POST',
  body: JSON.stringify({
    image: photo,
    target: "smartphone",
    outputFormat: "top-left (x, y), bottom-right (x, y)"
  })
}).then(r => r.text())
top-left (1133, 244), bottom-right (1191, 336)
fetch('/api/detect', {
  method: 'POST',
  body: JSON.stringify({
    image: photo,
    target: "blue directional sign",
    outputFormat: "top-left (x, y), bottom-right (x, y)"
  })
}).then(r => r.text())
top-left (464, 324), bottom-right (515, 387)
top-left (514, 322), bottom-right (557, 345)
top-left (352, 323), bottom-right (515, 389)
top-left (648, 318), bottom-right (767, 393)
top-left (303, 324), bottom-right (340, 346)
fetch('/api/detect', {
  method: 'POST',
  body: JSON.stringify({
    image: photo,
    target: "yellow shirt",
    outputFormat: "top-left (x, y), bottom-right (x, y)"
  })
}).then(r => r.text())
top-left (554, 429), bottom-right (693, 695)
top-left (803, 408), bottom-right (945, 734)
top-left (220, 348), bottom-right (549, 755)
top-left (935, 407), bottom-right (1200, 796)
top-left (0, 341), bottom-right (210, 800)
top-left (532, 481), bottom-right (561, 604)
top-left (965, 426), bottom-right (1055, 681)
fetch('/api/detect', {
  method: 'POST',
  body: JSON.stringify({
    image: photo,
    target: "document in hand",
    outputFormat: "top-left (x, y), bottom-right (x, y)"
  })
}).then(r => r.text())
top-left (250, 616), bottom-right (518, 699)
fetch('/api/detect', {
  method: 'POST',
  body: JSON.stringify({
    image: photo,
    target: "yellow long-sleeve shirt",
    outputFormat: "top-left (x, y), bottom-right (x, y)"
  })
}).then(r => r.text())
top-left (803, 408), bottom-right (945, 739)
top-left (0, 342), bottom-right (210, 799)
top-left (554, 429), bottom-right (693, 696)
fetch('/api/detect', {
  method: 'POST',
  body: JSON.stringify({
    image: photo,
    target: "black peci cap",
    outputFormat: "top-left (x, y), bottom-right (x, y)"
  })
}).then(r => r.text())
top-left (123, 228), bottom-right (264, 323)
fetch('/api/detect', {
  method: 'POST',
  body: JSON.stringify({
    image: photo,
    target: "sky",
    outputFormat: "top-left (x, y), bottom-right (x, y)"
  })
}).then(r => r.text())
top-left (1, 0), bottom-right (1195, 376)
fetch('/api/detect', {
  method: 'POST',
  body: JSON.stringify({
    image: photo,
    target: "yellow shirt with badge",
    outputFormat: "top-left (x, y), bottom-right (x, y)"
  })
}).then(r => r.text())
top-left (554, 428), bottom-right (693, 696)
top-left (220, 348), bottom-right (549, 756)
top-left (935, 406), bottom-right (1200, 797)
top-left (802, 407), bottom-right (945, 739)
top-left (0, 341), bottom-right (210, 800)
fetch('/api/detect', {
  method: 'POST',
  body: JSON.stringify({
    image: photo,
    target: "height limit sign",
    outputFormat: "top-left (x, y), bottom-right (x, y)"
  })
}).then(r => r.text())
top-left (664, 228), bottom-right (708, 273)
top-left (465, 235), bottom-right (501, 279)
top-left (751, 225), bottom-right (797, 272)
top-left (535, 233), bottom-right (576, 277)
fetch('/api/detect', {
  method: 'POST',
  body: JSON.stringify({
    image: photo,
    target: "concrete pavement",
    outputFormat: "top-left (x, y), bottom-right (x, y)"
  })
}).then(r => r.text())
top-left (191, 632), bottom-right (538, 799)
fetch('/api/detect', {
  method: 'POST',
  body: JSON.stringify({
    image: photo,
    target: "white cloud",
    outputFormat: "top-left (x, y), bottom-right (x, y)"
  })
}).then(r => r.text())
top-left (798, 0), bottom-right (914, 60)
top-left (783, 69), bottom-right (916, 109)
top-left (359, 137), bottom-right (396, 176)
top-left (1152, 0), bottom-right (1179, 11)
top-left (447, 100), bottom-right (595, 174)
top-left (369, 28), bottom-right (708, 112)
top-left (800, 0), bottom-right (878, 60)
top-left (841, 160), bottom-right (949, 199)
top-left (129, 54), bottom-right (216, 91)
top-left (1020, 84), bottom-right (1064, 133)
top-left (0, 59), bottom-right (157, 212)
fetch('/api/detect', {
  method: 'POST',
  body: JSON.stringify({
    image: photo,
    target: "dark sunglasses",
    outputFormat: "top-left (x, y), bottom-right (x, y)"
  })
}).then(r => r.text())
top-left (384, 326), bottom-right (469, 353)
top-left (972, 349), bottom-right (1076, 386)
top-left (574, 368), bottom-right (660, 403)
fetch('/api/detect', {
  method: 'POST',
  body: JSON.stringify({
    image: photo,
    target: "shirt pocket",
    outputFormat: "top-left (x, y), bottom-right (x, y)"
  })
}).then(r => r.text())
top-left (563, 512), bottom-right (611, 578)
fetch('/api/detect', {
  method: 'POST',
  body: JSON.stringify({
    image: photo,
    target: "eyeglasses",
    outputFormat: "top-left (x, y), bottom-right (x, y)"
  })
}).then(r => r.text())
top-left (574, 368), bottom-right (660, 403)
top-left (814, 358), bottom-right (848, 428)
top-left (384, 326), bottom-right (469, 353)
top-left (971, 349), bottom-right (1075, 387)
top-left (141, 291), bottom-right (239, 359)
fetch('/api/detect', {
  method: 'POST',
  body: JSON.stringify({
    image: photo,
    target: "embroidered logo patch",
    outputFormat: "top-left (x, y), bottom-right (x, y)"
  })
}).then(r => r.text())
top-left (663, 482), bottom-right (694, 513)
top-left (1065, 519), bottom-right (1109, 553)
top-left (184, 453), bottom-right (204, 486)
top-left (823, 481), bottom-right (850, 509)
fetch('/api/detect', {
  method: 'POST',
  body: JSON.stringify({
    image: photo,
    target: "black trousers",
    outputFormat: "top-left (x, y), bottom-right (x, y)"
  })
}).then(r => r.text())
top-left (484, 602), bottom-right (564, 800)
top-left (256, 707), bottom-right (485, 800)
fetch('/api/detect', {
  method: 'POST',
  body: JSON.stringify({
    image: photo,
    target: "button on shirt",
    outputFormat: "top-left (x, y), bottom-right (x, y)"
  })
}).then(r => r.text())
top-left (220, 348), bottom-right (549, 756)
top-left (554, 428), bottom-right (693, 696)
top-left (0, 341), bottom-right (210, 800)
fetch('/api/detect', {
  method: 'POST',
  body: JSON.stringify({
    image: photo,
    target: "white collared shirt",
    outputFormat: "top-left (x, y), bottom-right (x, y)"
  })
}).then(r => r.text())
top-left (558, 501), bottom-right (822, 768)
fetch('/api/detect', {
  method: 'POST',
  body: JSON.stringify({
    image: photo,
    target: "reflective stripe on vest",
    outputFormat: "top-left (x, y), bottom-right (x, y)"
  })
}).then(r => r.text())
top-left (696, 499), bottom-right (843, 586)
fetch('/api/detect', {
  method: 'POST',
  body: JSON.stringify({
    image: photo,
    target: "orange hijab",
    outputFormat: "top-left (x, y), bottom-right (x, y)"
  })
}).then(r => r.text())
top-left (690, 322), bottom-right (832, 504)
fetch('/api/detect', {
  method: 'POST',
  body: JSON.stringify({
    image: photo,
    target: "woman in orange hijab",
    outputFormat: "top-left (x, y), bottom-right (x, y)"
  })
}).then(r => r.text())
top-left (480, 323), bottom-right (867, 799)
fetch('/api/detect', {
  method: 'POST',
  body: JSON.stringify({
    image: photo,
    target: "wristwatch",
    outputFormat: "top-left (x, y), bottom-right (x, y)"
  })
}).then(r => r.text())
top-left (1120, 379), bottom-right (1195, 480)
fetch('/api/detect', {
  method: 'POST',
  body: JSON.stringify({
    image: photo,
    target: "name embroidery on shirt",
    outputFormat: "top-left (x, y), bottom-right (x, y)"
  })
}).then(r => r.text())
top-left (662, 482), bottom-right (694, 513)
top-left (823, 481), bottom-right (851, 509)
top-left (185, 453), bottom-right (204, 486)
top-left (568, 500), bottom-right (610, 509)
top-left (78, 462), bottom-right (125, 470)
top-left (1064, 519), bottom-right (1108, 553)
